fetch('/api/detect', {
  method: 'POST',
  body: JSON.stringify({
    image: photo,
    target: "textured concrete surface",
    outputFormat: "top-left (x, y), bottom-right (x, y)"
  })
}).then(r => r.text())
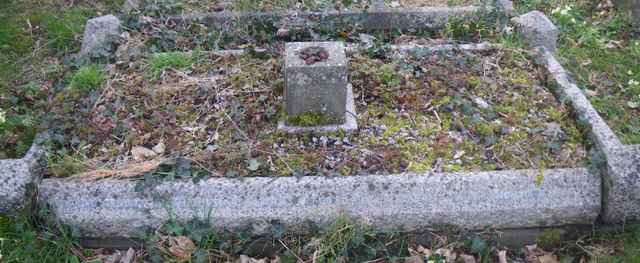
top-left (285, 42), bottom-right (348, 123)
top-left (512, 11), bottom-right (558, 52)
top-left (0, 142), bottom-right (45, 216)
top-left (495, 0), bottom-right (515, 17)
top-left (278, 84), bottom-right (357, 133)
top-left (79, 15), bottom-right (121, 57)
top-left (601, 145), bottom-right (640, 223)
top-left (540, 49), bottom-right (622, 153)
top-left (122, 0), bottom-right (141, 14)
top-left (39, 168), bottom-right (600, 238)
top-left (170, 6), bottom-right (482, 31)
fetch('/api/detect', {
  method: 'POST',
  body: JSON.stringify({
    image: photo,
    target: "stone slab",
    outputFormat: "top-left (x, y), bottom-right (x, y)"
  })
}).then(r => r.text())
top-left (512, 11), bottom-right (558, 52)
top-left (39, 168), bottom-right (600, 238)
top-left (285, 42), bottom-right (348, 123)
top-left (278, 84), bottom-right (357, 133)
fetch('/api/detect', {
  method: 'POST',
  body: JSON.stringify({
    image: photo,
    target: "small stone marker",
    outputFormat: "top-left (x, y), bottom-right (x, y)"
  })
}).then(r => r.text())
top-left (512, 11), bottom-right (558, 52)
top-left (79, 15), bottom-right (122, 57)
top-left (279, 42), bottom-right (357, 133)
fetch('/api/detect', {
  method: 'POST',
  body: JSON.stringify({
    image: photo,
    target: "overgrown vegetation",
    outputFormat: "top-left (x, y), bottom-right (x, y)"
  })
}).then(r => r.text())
top-left (516, 0), bottom-right (640, 144)
top-left (0, 0), bottom-right (121, 158)
top-left (3, 213), bottom-right (639, 262)
top-left (70, 65), bottom-right (105, 92)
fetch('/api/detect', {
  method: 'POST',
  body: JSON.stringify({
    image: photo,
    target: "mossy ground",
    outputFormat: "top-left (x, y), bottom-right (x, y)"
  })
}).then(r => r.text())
top-left (43, 47), bottom-right (588, 178)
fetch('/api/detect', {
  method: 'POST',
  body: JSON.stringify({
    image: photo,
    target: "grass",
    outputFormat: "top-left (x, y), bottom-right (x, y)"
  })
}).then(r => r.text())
top-left (148, 51), bottom-right (196, 76)
top-left (0, 214), bottom-right (82, 263)
top-left (70, 65), bottom-right (105, 92)
top-left (4, 212), bottom-right (638, 262)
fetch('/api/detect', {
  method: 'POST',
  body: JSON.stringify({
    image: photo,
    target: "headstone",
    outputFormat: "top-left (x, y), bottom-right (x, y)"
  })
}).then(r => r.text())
top-left (512, 11), bottom-right (558, 52)
top-left (284, 42), bottom-right (348, 125)
top-left (79, 15), bottom-right (122, 57)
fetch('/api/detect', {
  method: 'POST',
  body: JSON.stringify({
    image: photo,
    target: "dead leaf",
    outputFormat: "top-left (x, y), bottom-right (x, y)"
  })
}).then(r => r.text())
top-left (538, 253), bottom-right (559, 263)
top-left (498, 250), bottom-right (507, 263)
top-left (153, 140), bottom-right (166, 154)
top-left (131, 146), bottom-right (156, 160)
top-left (169, 236), bottom-right (196, 262)
top-left (404, 255), bottom-right (425, 263)
top-left (120, 248), bottom-right (135, 263)
top-left (460, 254), bottom-right (476, 263)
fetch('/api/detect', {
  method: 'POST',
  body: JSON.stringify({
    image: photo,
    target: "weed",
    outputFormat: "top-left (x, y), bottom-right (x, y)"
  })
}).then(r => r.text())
top-left (69, 65), bottom-right (105, 92)
top-left (0, 214), bottom-right (82, 263)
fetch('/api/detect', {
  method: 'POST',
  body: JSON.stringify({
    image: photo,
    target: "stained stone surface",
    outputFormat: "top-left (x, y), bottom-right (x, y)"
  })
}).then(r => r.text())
top-left (601, 145), bottom-right (640, 223)
top-left (39, 168), bottom-right (600, 238)
top-left (512, 11), bottom-right (558, 52)
top-left (0, 142), bottom-right (44, 216)
top-left (285, 42), bottom-right (348, 124)
top-left (79, 15), bottom-right (122, 57)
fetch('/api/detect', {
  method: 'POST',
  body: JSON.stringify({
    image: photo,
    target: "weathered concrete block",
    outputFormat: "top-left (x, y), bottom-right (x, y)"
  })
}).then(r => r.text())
top-left (0, 142), bottom-right (44, 216)
top-left (38, 168), bottom-right (600, 238)
top-left (601, 145), bottom-right (640, 223)
top-left (79, 15), bottom-right (122, 57)
top-left (284, 42), bottom-right (348, 124)
top-left (512, 11), bottom-right (558, 52)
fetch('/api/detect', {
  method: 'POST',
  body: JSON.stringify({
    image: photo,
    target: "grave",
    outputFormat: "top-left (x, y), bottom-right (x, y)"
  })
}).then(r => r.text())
top-left (1, 0), bottom-right (640, 250)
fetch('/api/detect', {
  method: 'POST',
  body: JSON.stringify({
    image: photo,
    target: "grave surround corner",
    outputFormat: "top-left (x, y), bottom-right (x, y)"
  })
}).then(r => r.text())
top-left (512, 11), bottom-right (558, 52)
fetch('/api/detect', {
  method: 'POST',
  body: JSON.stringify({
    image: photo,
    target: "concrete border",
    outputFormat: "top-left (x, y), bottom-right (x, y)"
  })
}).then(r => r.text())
top-left (168, 6), bottom-right (485, 31)
top-left (538, 43), bottom-right (640, 224)
top-left (278, 84), bottom-right (358, 133)
top-left (38, 168), bottom-right (600, 238)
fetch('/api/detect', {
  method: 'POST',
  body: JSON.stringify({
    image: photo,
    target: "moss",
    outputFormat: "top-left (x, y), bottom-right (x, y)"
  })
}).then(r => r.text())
top-left (536, 229), bottom-right (563, 249)
top-left (286, 111), bottom-right (337, 127)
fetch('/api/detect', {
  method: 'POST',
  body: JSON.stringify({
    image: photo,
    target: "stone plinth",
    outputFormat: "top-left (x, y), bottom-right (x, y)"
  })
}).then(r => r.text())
top-left (284, 42), bottom-right (348, 125)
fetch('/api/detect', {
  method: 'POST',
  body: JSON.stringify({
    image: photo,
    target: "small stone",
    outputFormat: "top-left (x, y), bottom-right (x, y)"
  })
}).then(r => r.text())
top-left (320, 136), bottom-right (329, 147)
top-left (152, 140), bottom-right (165, 154)
top-left (472, 97), bottom-right (490, 109)
top-left (276, 28), bottom-right (290, 37)
top-left (359, 33), bottom-right (376, 48)
top-left (79, 15), bottom-right (122, 57)
top-left (542, 122), bottom-right (565, 140)
top-left (131, 146), bottom-right (156, 160)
